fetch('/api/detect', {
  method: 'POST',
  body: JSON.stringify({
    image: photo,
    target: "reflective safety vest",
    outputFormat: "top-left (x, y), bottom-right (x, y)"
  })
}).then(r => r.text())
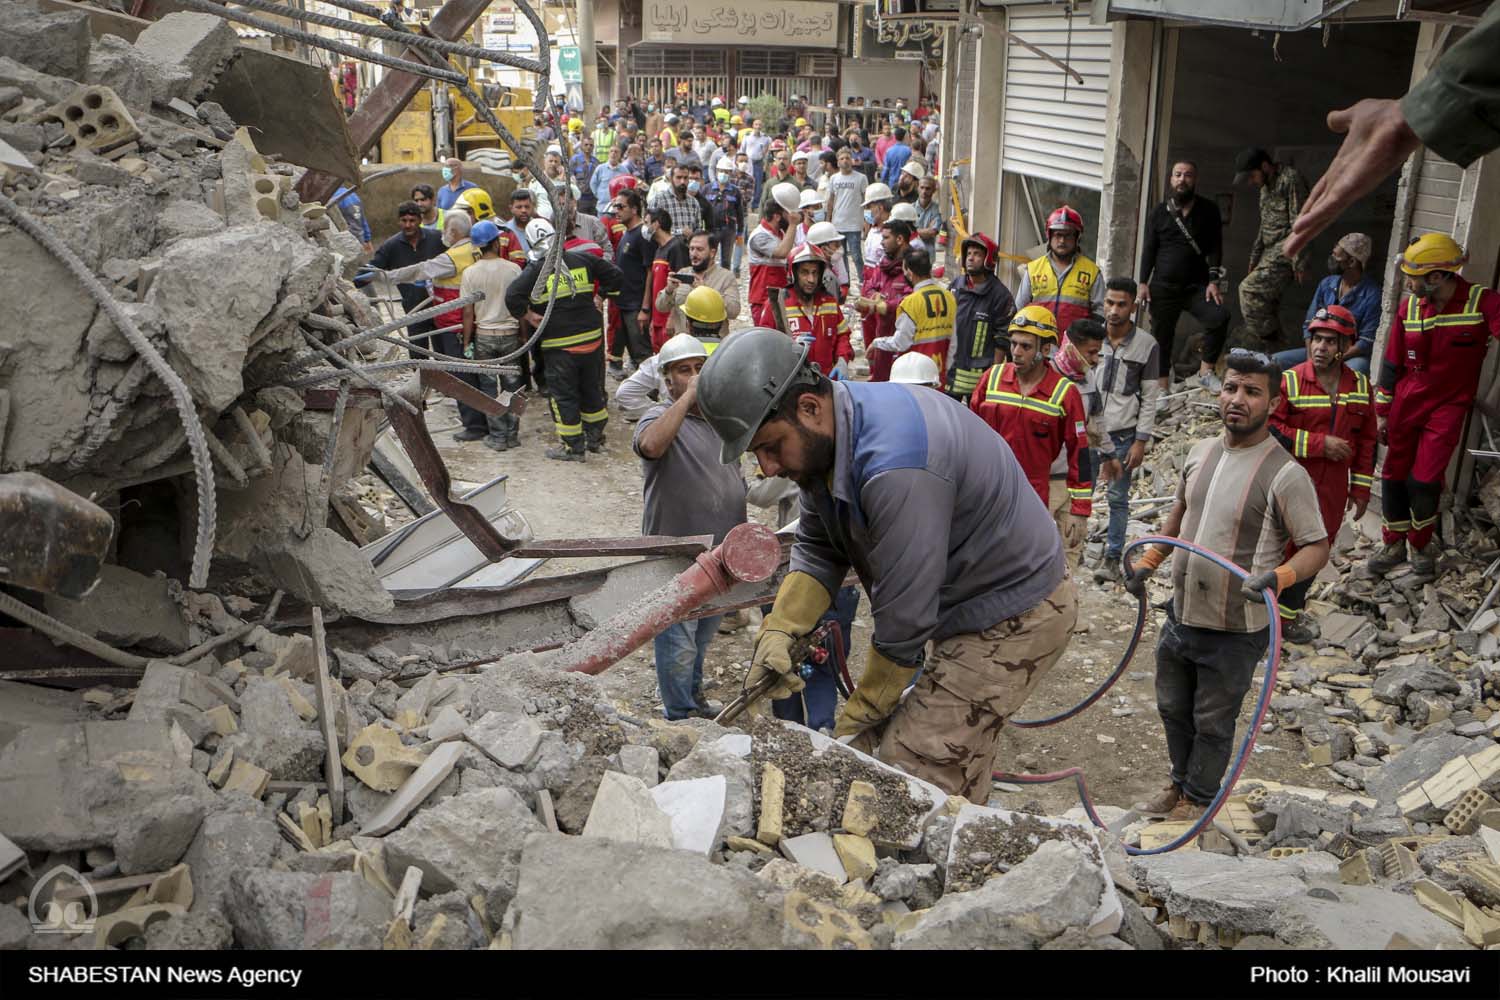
top-left (1026, 253), bottom-right (1100, 334)
top-left (896, 282), bottom-right (956, 375)
top-left (433, 241), bottom-right (483, 328)
top-left (530, 264), bottom-right (605, 349)
top-left (421, 207), bottom-right (446, 231)
top-left (1399, 282), bottom-right (1486, 372)
top-left (972, 362), bottom-right (1092, 514)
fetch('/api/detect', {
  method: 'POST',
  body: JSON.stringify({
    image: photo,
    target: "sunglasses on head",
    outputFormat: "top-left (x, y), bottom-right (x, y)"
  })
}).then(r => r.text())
top-left (1227, 348), bottom-right (1272, 366)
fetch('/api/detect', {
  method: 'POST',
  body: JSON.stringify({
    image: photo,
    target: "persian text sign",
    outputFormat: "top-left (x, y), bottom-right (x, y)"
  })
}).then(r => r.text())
top-left (643, 1), bottom-right (840, 48)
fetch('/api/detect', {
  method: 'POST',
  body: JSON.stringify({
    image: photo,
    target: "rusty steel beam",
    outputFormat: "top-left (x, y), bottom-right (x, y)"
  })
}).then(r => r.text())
top-left (508, 535), bottom-right (714, 559)
top-left (295, 0), bottom-right (492, 205)
top-left (420, 368), bottom-right (526, 418)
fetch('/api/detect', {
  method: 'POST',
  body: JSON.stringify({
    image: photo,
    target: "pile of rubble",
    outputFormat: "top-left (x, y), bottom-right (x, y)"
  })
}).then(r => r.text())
top-left (1, 3), bottom-right (394, 617)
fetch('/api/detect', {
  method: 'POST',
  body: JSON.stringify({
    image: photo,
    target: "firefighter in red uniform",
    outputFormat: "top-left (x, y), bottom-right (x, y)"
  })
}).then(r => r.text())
top-left (970, 304), bottom-right (1093, 545)
top-left (782, 243), bottom-right (852, 377)
top-left (1269, 305), bottom-right (1377, 642)
top-left (1372, 233), bottom-right (1500, 579)
top-left (747, 183), bottom-right (801, 328)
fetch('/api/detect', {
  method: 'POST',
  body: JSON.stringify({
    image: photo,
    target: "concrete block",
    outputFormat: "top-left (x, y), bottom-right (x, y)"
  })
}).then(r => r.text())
top-left (649, 775), bottom-right (727, 856)
top-left (383, 787), bottom-right (540, 911)
top-left (224, 870), bottom-right (389, 949)
top-left (463, 711), bottom-right (541, 770)
top-left (581, 771), bottom-right (674, 849)
top-left (425, 705), bottom-right (467, 742)
top-left (131, 12), bottom-right (239, 101)
top-left (1444, 788), bottom-right (1499, 836)
top-left (841, 779), bottom-right (879, 837)
top-left (756, 761), bottom-right (784, 846)
top-left (833, 833), bottom-right (877, 881)
top-left (779, 832), bottom-right (847, 883)
top-left (342, 723), bottom-right (426, 792)
top-left (45, 84), bottom-right (139, 152)
top-left (619, 743), bottom-right (660, 787)
top-left (1129, 851), bottom-right (1307, 936)
top-left (782, 889), bottom-right (875, 950)
top-left (664, 736), bottom-right (752, 838)
top-left (0, 5), bottom-right (91, 79)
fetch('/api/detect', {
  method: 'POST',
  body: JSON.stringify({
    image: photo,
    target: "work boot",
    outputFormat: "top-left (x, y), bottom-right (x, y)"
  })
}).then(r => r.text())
top-left (1366, 541), bottom-right (1406, 576)
top-left (585, 433), bottom-right (606, 453)
top-left (545, 445), bottom-right (585, 462)
top-left (1093, 559), bottom-right (1122, 585)
top-left (1198, 370), bottom-right (1222, 393)
top-left (1168, 798), bottom-right (1207, 823)
top-left (1409, 543), bottom-right (1438, 580)
top-left (504, 433), bottom-right (521, 449)
top-left (453, 428), bottom-right (486, 442)
top-left (1135, 783), bottom-right (1180, 816)
top-left (1280, 616), bottom-right (1318, 646)
top-left (482, 435), bottom-right (512, 452)
top-left (608, 359), bottom-right (625, 377)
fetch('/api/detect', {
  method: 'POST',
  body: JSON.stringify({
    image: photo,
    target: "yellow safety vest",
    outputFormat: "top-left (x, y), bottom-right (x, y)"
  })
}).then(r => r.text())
top-left (421, 207), bottom-right (446, 231)
top-left (434, 242), bottom-right (482, 289)
top-left (896, 284), bottom-right (957, 359)
top-left (1025, 253), bottom-right (1100, 332)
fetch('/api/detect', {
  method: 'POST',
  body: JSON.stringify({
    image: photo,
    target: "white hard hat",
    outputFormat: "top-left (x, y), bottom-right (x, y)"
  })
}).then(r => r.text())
top-left (771, 182), bottom-right (802, 214)
top-left (900, 159), bottom-right (926, 180)
top-left (524, 218), bottom-right (556, 259)
top-left (659, 332), bottom-right (709, 368)
top-left (797, 188), bottom-right (824, 210)
top-left (665, 113), bottom-right (679, 123)
top-left (890, 352), bottom-right (940, 386)
top-left (737, 95), bottom-right (749, 105)
top-left (711, 96), bottom-right (723, 107)
top-left (805, 221), bottom-right (840, 246)
top-left (889, 202), bottom-right (919, 223)
top-left (862, 182), bottom-right (893, 206)
top-left (714, 158), bottom-right (733, 173)
top-left (790, 149), bottom-right (809, 163)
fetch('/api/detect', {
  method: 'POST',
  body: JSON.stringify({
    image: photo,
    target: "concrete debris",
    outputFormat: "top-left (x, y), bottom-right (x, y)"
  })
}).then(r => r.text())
top-left (649, 775), bottom-right (727, 856)
top-left (581, 770), bottom-right (674, 849)
top-left (0, 5), bottom-right (91, 80)
top-left (225, 870), bottom-right (389, 950)
top-left (131, 12), bottom-right (239, 103)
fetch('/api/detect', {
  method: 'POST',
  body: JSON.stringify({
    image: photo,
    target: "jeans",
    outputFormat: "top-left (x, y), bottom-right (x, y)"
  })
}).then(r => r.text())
top-left (772, 585), bottom-right (859, 733)
top-left (653, 614), bottom-right (725, 719)
top-left (1270, 347), bottom-right (1371, 376)
top-left (751, 160), bottom-right (765, 205)
top-left (718, 227), bottom-right (738, 270)
top-left (1104, 429), bottom-right (1138, 561)
top-left (841, 231), bottom-right (864, 276)
top-left (436, 329), bottom-right (489, 435)
top-left (465, 332), bottom-right (524, 442)
top-left (1155, 610), bottom-right (1269, 804)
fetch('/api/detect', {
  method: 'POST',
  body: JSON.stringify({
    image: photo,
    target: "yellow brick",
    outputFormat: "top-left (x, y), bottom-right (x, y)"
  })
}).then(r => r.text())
top-left (223, 758), bottom-right (269, 799)
top-left (206, 749), bottom-right (235, 787)
top-left (757, 762), bottom-right (785, 846)
top-left (726, 836), bottom-right (773, 855)
top-left (841, 780), bottom-right (879, 837)
top-left (342, 724), bottom-right (427, 792)
top-left (394, 709), bottom-right (424, 731)
top-left (1396, 785), bottom-right (1433, 817)
top-left (1470, 744), bottom-right (1500, 784)
top-left (1414, 879), bottom-right (1464, 928)
top-left (279, 677), bottom-right (318, 722)
top-left (1421, 758), bottom-right (1483, 812)
top-left (203, 704), bottom-right (238, 736)
top-left (1462, 898), bottom-right (1500, 947)
top-left (839, 881), bottom-right (882, 909)
top-left (1339, 851), bottom-right (1376, 886)
top-left (833, 833), bottom-right (877, 881)
top-left (298, 803), bottom-right (323, 848)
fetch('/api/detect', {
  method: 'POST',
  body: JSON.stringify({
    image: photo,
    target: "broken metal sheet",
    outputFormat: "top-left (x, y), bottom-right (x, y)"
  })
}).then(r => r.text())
top-left (421, 369), bottom-right (525, 418)
top-left (508, 535), bottom-right (713, 559)
top-left (360, 474), bottom-right (540, 596)
top-left (370, 429), bottom-right (435, 517)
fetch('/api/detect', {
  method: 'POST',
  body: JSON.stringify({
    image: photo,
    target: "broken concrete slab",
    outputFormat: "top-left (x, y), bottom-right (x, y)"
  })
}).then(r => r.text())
top-left (779, 832), bottom-right (847, 883)
top-left (664, 735), bottom-right (753, 840)
top-left (1373, 659), bottom-right (1460, 704)
top-left (425, 705), bottom-right (467, 742)
top-left (225, 870), bottom-right (389, 949)
top-left (0, 4), bottom-right (90, 80)
top-left (113, 793), bottom-right (204, 875)
top-left (182, 802), bottom-right (283, 914)
top-left (85, 32), bottom-right (189, 113)
top-left (130, 12), bottom-right (238, 103)
top-left (581, 771), bottom-right (674, 849)
top-left (619, 743), bottom-right (659, 787)
top-left (359, 741), bottom-right (466, 837)
top-left (43, 564), bottom-right (189, 653)
top-left (649, 775), bottom-right (727, 857)
top-left (381, 786), bottom-right (541, 912)
top-left (1128, 850), bottom-right (1307, 936)
top-left (463, 711), bottom-right (541, 771)
top-left (1364, 733), bottom-right (1473, 803)
top-left (509, 834), bottom-right (791, 949)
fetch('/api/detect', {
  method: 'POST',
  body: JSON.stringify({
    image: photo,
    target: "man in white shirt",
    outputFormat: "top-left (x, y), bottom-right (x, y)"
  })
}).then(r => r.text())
top-left (824, 147), bottom-right (869, 275)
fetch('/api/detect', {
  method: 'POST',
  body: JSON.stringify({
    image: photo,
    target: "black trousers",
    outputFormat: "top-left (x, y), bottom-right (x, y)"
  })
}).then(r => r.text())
top-left (1149, 282), bottom-right (1231, 372)
top-left (1155, 611), bottom-right (1268, 804)
top-left (619, 310), bottom-right (652, 365)
top-left (544, 343), bottom-right (607, 451)
top-left (434, 329), bottom-right (488, 435)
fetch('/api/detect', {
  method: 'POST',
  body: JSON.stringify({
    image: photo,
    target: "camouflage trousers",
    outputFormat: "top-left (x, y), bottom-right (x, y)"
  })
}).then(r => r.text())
top-left (1047, 477), bottom-right (1084, 567)
top-left (855, 575), bottom-right (1078, 802)
top-left (1237, 255), bottom-right (1295, 344)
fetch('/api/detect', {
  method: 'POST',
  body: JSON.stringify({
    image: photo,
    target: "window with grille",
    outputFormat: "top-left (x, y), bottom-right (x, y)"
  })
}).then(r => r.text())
top-left (629, 47), bottom-right (725, 75)
top-left (738, 49), bottom-right (798, 76)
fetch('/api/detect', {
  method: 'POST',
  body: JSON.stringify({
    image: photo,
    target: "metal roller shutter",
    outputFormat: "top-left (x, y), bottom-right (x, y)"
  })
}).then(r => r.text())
top-left (1001, 3), bottom-right (1113, 190)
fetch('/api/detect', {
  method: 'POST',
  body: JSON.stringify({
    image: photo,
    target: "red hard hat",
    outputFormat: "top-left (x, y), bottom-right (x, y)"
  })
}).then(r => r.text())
top-left (960, 231), bottom-right (1000, 271)
top-left (1307, 303), bottom-right (1357, 340)
top-left (1047, 205), bottom-right (1084, 234)
top-left (608, 174), bottom-right (639, 199)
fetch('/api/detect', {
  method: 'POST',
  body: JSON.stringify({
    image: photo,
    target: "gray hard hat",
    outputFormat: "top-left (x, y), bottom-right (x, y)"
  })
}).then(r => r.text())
top-left (697, 327), bottom-right (813, 464)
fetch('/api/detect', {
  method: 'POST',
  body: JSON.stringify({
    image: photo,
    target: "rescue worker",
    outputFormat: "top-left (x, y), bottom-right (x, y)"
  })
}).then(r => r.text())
top-left (946, 232), bottom-right (1016, 402)
top-left (455, 186), bottom-right (496, 223)
top-left (890, 351), bottom-right (942, 388)
top-left (856, 219), bottom-right (915, 382)
top-left (747, 182), bottom-right (802, 328)
top-left (969, 305), bottom-right (1093, 556)
top-left (696, 329), bottom-right (1077, 801)
top-left (804, 221), bottom-right (850, 302)
top-left (1268, 305), bottom-right (1377, 643)
top-left (782, 243), bottom-right (853, 378)
top-left (504, 218), bottom-right (624, 461)
top-left (681, 286), bottom-right (729, 347)
top-left (1235, 147), bottom-right (1310, 346)
top-left (1015, 206), bottom-right (1103, 335)
top-left (869, 248), bottom-right (955, 376)
top-left (1048, 317), bottom-right (1108, 565)
top-left (859, 182), bottom-right (895, 278)
top-left (1371, 233), bottom-right (1500, 578)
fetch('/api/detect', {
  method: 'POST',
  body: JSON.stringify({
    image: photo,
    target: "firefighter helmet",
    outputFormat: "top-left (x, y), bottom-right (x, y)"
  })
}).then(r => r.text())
top-left (788, 242), bottom-right (828, 283)
top-left (890, 352), bottom-right (941, 386)
top-left (697, 327), bottom-right (814, 463)
top-left (524, 218), bottom-right (556, 260)
top-left (804, 221), bottom-right (841, 247)
top-left (658, 332), bottom-right (709, 368)
top-left (1009, 304), bottom-right (1060, 342)
top-left (682, 286), bottom-right (727, 326)
top-left (771, 182), bottom-right (803, 214)
top-left (1399, 232), bottom-right (1466, 276)
top-left (607, 174), bottom-right (639, 200)
top-left (1046, 205), bottom-right (1084, 234)
top-left (1306, 304), bottom-right (1358, 341)
top-left (961, 232), bottom-right (1000, 271)
top-left (457, 187), bottom-right (495, 222)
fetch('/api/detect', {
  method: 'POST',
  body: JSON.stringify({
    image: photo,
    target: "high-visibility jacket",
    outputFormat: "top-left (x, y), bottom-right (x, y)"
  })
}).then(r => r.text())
top-left (946, 271), bottom-right (1016, 399)
top-left (505, 248), bottom-right (623, 352)
top-left (496, 228), bottom-right (528, 268)
top-left (1376, 278), bottom-right (1500, 421)
top-left (895, 282), bottom-right (957, 374)
top-left (1025, 253), bottom-right (1101, 334)
top-left (783, 286), bottom-right (851, 376)
top-left (969, 363), bottom-right (1092, 516)
top-left (1269, 360), bottom-right (1377, 544)
top-left (432, 240), bottom-right (483, 329)
top-left (420, 207), bottom-right (446, 232)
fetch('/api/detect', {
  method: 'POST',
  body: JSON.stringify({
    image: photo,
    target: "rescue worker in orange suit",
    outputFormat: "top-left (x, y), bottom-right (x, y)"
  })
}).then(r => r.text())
top-left (782, 243), bottom-right (853, 377)
top-left (747, 183), bottom-right (801, 328)
top-left (969, 305), bottom-right (1093, 548)
top-left (856, 219), bottom-right (915, 382)
top-left (1268, 305), bottom-right (1377, 643)
top-left (1015, 206), bottom-right (1104, 335)
top-left (1371, 233), bottom-right (1500, 579)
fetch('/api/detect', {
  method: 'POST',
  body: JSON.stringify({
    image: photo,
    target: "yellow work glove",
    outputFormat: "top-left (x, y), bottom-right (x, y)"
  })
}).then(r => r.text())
top-left (748, 571), bottom-right (832, 700)
top-left (834, 644), bottom-right (917, 738)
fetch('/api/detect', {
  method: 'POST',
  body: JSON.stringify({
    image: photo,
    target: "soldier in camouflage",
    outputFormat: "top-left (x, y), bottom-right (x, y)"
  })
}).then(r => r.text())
top-left (1235, 147), bottom-right (1309, 346)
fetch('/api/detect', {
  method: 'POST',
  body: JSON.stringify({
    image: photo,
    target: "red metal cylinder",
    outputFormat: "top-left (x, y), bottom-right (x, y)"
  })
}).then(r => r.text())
top-left (555, 522), bottom-right (781, 675)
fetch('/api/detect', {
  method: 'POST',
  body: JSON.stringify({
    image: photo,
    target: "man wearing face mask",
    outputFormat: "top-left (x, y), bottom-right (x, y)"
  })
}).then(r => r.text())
top-left (1271, 233), bottom-right (1382, 376)
top-left (1048, 318), bottom-right (1108, 565)
top-left (946, 232), bottom-right (1016, 402)
top-left (1016, 206), bottom-right (1104, 337)
top-left (1370, 234), bottom-right (1500, 579)
top-left (747, 183), bottom-right (802, 328)
top-left (656, 230), bottom-right (739, 338)
top-left (856, 219), bottom-right (914, 382)
top-left (434, 156), bottom-right (476, 211)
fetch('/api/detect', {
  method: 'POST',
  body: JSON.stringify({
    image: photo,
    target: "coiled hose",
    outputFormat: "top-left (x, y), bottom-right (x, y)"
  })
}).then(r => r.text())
top-left (991, 535), bottom-right (1283, 855)
top-left (0, 193), bottom-right (217, 589)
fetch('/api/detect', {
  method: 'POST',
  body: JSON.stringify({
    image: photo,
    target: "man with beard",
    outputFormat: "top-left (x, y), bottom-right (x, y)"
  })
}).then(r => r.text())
top-left (870, 248), bottom-right (954, 377)
top-left (607, 186), bottom-right (653, 373)
top-left (856, 219), bottom-right (914, 382)
top-left (694, 329), bottom-right (1077, 801)
top-left (945, 232), bottom-right (1016, 402)
top-left (781, 243), bottom-right (852, 378)
top-left (1272, 233), bottom-right (1382, 375)
top-left (1138, 161), bottom-right (1229, 393)
top-left (893, 159), bottom-right (923, 204)
top-left (969, 306), bottom-right (1092, 555)
top-left (1268, 306), bottom-right (1377, 644)
top-left (1235, 147), bottom-right (1310, 347)
top-left (1126, 349), bottom-right (1328, 820)
top-left (647, 162), bottom-right (703, 236)
top-left (643, 207), bottom-right (691, 350)
top-left (656, 230), bottom-right (740, 339)
top-left (1016, 206), bottom-right (1103, 339)
top-left (1369, 233), bottom-right (1500, 579)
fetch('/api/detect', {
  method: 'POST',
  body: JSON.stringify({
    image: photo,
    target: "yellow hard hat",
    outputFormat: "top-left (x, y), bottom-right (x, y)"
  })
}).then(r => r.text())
top-left (682, 285), bottom-right (727, 325)
top-left (730, 114), bottom-right (743, 125)
top-left (794, 117), bottom-right (807, 127)
top-left (1008, 304), bottom-right (1059, 341)
top-left (1399, 232), bottom-right (1466, 276)
top-left (568, 117), bottom-right (583, 132)
top-left (457, 186), bottom-right (495, 222)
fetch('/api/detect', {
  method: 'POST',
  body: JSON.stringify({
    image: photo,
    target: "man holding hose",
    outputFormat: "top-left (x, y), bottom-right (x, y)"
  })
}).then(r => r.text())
top-left (1125, 349), bottom-right (1328, 821)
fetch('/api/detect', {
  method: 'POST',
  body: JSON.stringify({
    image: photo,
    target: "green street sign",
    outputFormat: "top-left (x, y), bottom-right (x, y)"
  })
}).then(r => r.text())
top-left (558, 46), bottom-right (582, 84)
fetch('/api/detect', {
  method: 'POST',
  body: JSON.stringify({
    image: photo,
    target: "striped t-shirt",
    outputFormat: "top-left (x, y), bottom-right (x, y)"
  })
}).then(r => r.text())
top-left (1172, 434), bottom-right (1326, 633)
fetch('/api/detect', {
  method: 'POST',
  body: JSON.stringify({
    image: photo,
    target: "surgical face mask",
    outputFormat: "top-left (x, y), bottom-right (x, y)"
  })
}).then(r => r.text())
top-left (440, 166), bottom-right (454, 181)
top-left (863, 209), bottom-right (875, 226)
top-left (687, 180), bottom-right (700, 195)
top-left (813, 210), bottom-right (826, 223)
